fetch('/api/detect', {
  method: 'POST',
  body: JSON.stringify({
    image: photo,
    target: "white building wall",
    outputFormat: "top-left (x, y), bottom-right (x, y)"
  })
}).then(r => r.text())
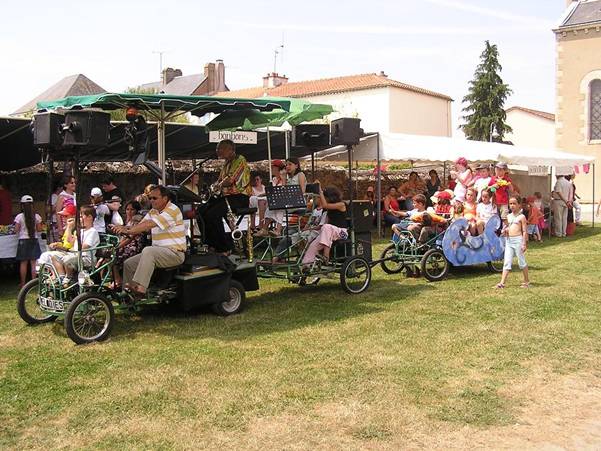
top-left (388, 88), bottom-right (452, 137)
top-left (300, 88), bottom-right (390, 133)
top-left (505, 110), bottom-right (555, 149)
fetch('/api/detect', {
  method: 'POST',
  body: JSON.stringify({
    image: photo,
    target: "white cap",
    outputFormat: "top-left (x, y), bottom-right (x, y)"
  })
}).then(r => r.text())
top-left (20, 195), bottom-right (33, 203)
top-left (91, 187), bottom-right (103, 197)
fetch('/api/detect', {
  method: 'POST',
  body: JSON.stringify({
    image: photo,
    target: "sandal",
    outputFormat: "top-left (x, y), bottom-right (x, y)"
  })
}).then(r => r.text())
top-left (520, 282), bottom-right (531, 289)
top-left (495, 283), bottom-right (505, 289)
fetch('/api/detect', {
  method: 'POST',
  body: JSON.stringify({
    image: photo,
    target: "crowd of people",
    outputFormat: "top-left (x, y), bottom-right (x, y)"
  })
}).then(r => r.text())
top-left (5, 143), bottom-right (590, 293)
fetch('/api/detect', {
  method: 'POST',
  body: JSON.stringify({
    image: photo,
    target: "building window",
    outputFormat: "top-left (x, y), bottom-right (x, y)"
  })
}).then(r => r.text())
top-left (590, 79), bottom-right (601, 140)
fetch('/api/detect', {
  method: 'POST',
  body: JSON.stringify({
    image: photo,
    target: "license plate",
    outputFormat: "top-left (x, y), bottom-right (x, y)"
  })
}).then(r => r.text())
top-left (39, 297), bottom-right (65, 313)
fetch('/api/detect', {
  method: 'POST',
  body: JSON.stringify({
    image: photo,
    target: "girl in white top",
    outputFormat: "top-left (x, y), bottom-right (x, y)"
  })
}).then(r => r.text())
top-left (450, 157), bottom-right (473, 203)
top-left (14, 195), bottom-right (43, 287)
top-left (476, 188), bottom-right (497, 235)
top-left (55, 176), bottom-right (76, 236)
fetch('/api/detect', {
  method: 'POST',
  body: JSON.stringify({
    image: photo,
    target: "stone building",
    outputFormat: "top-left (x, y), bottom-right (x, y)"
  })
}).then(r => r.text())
top-left (555, 0), bottom-right (601, 201)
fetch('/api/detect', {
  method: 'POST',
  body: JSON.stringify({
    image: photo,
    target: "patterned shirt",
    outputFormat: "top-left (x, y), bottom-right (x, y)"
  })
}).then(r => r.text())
top-left (220, 154), bottom-right (251, 196)
top-left (143, 201), bottom-right (186, 252)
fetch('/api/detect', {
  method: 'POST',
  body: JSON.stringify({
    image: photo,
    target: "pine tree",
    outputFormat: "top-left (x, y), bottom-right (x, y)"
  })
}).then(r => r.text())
top-left (460, 41), bottom-right (512, 142)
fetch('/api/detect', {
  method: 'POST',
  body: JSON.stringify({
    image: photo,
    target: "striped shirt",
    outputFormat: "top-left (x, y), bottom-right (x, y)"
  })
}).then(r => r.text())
top-left (143, 201), bottom-right (186, 252)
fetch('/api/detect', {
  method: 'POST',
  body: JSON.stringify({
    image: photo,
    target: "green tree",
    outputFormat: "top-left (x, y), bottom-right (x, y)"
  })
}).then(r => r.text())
top-left (460, 40), bottom-right (512, 142)
top-left (109, 86), bottom-right (189, 123)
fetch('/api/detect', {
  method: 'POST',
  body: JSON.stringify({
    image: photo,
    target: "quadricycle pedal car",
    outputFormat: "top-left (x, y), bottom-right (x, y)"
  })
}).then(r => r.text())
top-left (17, 233), bottom-right (258, 345)
top-left (379, 216), bottom-right (505, 282)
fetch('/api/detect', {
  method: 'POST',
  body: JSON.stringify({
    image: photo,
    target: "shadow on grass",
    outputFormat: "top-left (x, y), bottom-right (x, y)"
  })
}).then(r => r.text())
top-left (104, 278), bottom-right (433, 343)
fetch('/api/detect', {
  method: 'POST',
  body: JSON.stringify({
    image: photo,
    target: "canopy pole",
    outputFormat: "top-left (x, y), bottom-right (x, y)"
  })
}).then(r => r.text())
top-left (158, 103), bottom-right (166, 184)
top-left (347, 144), bottom-right (355, 249)
top-left (46, 157), bottom-right (55, 242)
top-left (592, 163), bottom-right (595, 229)
top-left (285, 130), bottom-right (290, 159)
top-left (267, 125), bottom-right (273, 181)
top-left (443, 162), bottom-right (447, 188)
top-left (311, 151), bottom-right (315, 181)
top-left (376, 132), bottom-right (382, 238)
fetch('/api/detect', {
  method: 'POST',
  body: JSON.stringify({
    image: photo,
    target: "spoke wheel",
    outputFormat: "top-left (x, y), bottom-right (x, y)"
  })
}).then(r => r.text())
top-left (212, 280), bottom-right (246, 316)
top-left (340, 257), bottom-right (371, 294)
top-left (421, 249), bottom-right (449, 282)
top-left (380, 244), bottom-right (405, 274)
top-left (487, 258), bottom-right (504, 273)
top-left (17, 278), bottom-right (56, 325)
top-left (65, 293), bottom-right (114, 345)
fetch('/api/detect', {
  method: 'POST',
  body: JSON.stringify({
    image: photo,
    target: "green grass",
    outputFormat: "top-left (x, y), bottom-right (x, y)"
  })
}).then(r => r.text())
top-left (1, 227), bottom-right (601, 449)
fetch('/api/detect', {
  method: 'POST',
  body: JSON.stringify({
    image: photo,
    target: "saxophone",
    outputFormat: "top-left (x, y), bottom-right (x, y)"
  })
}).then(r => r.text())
top-left (225, 196), bottom-right (243, 254)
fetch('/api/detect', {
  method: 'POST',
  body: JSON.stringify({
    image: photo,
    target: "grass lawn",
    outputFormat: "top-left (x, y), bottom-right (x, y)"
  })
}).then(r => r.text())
top-left (1, 226), bottom-right (601, 449)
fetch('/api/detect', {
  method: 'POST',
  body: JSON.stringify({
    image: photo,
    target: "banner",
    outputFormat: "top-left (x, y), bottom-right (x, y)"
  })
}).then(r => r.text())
top-left (527, 165), bottom-right (549, 176)
top-left (209, 131), bottom-right (257, 144)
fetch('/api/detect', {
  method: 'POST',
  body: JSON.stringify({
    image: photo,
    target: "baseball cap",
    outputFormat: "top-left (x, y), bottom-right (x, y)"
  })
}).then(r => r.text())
top-left (495, 162), bottom-right (508, 169)
top-left (107, 195), bottom-right (122, 203)
top-left (20, 195), bottom-right (33, 203)
top-left (271, 159), bottom-right (285, 169)
top-left (91, 187), bottom-right (103, 197)
top-left (58, 204), bottom-right (76, 216)
top-left (476, 163), bottom-right (490, 170)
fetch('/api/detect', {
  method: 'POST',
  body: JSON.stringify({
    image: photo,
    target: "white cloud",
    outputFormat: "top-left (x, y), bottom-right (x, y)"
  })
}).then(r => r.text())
top-left (422, 0), bottom-right (554, 28)
top-left (224, 20), bottom-right (541, 36)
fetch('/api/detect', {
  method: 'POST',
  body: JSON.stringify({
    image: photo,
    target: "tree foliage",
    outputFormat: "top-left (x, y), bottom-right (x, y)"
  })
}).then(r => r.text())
top-left (109, 86), bottom-right (189, 123)
top-left (460, 41), bottom-right (512, 142)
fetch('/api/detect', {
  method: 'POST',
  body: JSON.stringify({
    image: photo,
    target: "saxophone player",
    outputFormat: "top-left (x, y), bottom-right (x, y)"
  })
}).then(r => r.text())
top-left (201, 139), bottom-right (251, 255)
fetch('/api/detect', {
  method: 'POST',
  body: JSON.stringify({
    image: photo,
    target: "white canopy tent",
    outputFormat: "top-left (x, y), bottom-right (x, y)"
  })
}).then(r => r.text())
top-left (314, 132), bottom-right (595, 167)
top-left (310, 132), bottom-right (596, 233)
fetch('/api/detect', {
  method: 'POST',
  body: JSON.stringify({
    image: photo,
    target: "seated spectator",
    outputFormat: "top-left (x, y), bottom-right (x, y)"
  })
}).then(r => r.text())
top-left (38, 204), bottom-right (77, 267)
top-left (383, 186), bottom-right (403, 226)
top-left (425, 170), bottom-right (441, 206)
top-left (51, 206), bottom-right (100, 286)
top-left (90, 187), bottom-right (110, 233)
top-left (301, 185), bottom-right (347, 265)
top-left (273, 197), bottom-right (326, 263)
top-left (248, 174), bottom-right (267, 232)
top-left (112, 200), bottom-right (144, 289)
top-left (463, 188), bottom-right (478, 235)
top-left (365, 186), bottom-right (375, 205)
top-left (183, 172), bottom-right (200, 195)
top-left (475, 188), bottom-right (497, 235)
top-left (391, 194), bottom-right (427, 238)
top-left (398, 171), bottom-right (426, 210)
top-left (256, 160), bottom-right (286, 237)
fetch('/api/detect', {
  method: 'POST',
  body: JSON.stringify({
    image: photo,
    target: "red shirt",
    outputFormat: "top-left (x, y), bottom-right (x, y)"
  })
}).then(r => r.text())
top-left (383, 196), bottom-right (400, 212)
top-left (488, 175), bottom-right (512, 206)
top-left (0, 189), bottom-right (12, 225)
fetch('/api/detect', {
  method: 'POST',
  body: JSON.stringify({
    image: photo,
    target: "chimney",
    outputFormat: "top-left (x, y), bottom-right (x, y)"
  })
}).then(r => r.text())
top-left (161, 67), bottom-right (181, 86)
top-left (215, 59), bottom-right (226, 92)
top-left (204, 62), bottom-right (216, 93)
top-left (378, 71), bottom-right (388, 78)
top-left (262, 72), bottom-right (288, 89)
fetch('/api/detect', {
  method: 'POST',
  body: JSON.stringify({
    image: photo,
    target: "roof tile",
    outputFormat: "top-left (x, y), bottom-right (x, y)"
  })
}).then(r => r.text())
top-left (216, 73), bottom-right (452, 101)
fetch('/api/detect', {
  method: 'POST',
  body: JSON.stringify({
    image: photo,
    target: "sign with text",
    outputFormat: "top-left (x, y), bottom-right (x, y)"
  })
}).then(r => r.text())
top-left (528, 165), bottom-right (549, 176)
top-left (209, 130), bottom-right (257, 145)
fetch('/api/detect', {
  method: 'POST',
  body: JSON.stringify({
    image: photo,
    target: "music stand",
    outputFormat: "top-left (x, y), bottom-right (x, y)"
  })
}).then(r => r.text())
top-left (265, 185), bottom-right (307, 262)
top-left (265, 185), bottom-right (306, 211)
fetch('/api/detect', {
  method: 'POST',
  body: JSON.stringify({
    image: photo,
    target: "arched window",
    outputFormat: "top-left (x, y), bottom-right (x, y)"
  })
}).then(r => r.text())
top-left (590, 79), bottom-right (601, 141)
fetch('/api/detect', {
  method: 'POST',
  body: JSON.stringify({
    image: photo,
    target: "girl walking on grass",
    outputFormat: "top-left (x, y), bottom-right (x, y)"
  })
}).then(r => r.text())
top-left (496, 196), bottom-right (530, 289)
top-left (14, 195), bottom-right (42, 287)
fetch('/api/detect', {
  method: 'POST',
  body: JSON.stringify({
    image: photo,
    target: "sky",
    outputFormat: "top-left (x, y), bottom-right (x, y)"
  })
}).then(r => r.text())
top-left (0, 0), bottom-right (567, 136)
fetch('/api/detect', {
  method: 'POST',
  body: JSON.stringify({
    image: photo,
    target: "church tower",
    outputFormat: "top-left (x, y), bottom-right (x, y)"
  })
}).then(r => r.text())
top-left (555, 0), bottom-right (601, 202)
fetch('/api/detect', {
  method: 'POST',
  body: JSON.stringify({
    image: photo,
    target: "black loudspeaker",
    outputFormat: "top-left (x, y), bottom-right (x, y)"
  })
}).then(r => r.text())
top-left (354, 232), bottom-right (372, 262)
top-left (292, 124), bottom-right (330, 148)
top-left (32, 112), bottom-right (65, 147)
top-left (63, 111), bottom-right (111, 147)
top-left (331, 117), bottom-right (362, 146)
top-left (349, 200), bottom-right (374, 233)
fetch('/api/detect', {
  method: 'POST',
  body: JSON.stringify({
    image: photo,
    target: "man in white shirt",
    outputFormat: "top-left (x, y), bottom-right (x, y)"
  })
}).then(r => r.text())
top-left (551, 175), bottom-right (573, 238)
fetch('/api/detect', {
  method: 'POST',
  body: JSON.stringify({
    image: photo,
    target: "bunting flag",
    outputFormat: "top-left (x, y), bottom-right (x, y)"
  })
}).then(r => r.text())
top-left (574, 165), bottom-right (580, 174)
top-left (583, 163), bottom-right (591, 174)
